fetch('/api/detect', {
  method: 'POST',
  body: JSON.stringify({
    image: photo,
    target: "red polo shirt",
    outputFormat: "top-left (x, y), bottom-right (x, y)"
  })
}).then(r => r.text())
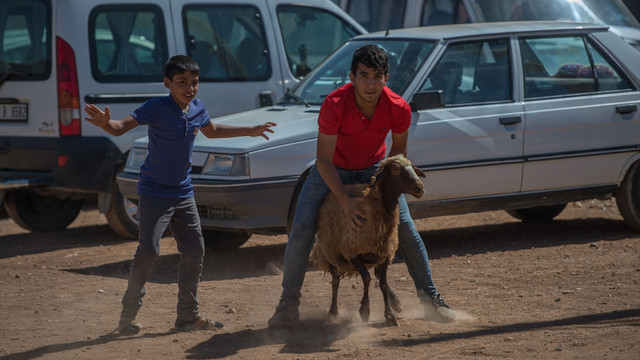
top-left (318, 83), bottom-right (411, 170)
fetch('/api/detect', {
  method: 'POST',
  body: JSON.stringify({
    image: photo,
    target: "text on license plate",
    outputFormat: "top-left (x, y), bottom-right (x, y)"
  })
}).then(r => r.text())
top-left (0, 103), bottom-right (28, 122)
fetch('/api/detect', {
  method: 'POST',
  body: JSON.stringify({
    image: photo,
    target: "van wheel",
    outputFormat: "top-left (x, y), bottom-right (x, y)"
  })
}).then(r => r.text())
top-left (615, 161), bottom-right (640, 231)
top-left (3, 190), bottom-right (83, 232)
top-left (505, 203), bottom-right (567, 222)
top-left (203, 229), bottom-right (251, 251)
top-left (105, 177), bottom-right (138, 239)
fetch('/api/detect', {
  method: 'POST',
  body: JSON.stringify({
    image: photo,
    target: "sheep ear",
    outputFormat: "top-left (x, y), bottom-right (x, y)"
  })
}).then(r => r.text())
top-left (413, 165), bottom-right (426, 178)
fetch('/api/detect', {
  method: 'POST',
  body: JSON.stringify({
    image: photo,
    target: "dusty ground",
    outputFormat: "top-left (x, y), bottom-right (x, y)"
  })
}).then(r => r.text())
top-left (0, 198), bottom-right (639, 360)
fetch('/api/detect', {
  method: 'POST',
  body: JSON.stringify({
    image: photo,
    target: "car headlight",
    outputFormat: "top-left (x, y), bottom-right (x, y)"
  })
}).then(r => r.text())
top-left (202, 153), bottom-right (249, 176)
top-left (126, 147), bottom-right (148, 171)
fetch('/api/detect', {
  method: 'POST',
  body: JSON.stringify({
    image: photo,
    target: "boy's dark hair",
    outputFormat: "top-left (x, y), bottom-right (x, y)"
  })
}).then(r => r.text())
top-left (164, 55), bottom-right (200, 79)
top-left (350, 45), bottom-right (388, 75)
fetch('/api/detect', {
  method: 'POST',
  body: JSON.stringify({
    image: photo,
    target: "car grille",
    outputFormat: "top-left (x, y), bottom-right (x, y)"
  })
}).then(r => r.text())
top-left (197, 205), bottom-right (238, 219)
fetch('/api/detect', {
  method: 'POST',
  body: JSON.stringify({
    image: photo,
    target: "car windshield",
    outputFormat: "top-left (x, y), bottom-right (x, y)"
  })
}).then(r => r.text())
top-left (473, 0), bottom-right (640, 28)
top-left (281, 39), bottom-right (436, 105)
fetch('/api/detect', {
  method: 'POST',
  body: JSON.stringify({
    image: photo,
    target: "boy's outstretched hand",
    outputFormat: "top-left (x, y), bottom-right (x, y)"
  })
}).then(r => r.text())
top-left (251, 122), bottom-right (277, 140)
top-left (83, 104), bottom-right (110, 128)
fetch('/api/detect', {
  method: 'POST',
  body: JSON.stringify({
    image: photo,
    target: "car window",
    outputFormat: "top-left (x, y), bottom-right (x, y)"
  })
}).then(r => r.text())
top-left (519, 36), bottom-right (632, 99)
top-left (0, 0), bottom-right (51, 81)
top-left (277, 5), bottom-right (360, 78)
top-left (420, 0), bottom-right (471, 26)
top-left (419, 38), bottom-right (511, 105)
top-left (287, 39), bottom-right (435, 105)
top-left (344, 0), bottom-right (407, 32)
top-left (89, 5), bottom-right (168, 83)
top-left (184, 5), bottom-right (270, 82)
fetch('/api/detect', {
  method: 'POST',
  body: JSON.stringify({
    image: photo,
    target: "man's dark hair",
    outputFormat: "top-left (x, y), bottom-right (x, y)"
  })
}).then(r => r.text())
top-left (350, 45), bottom-right (388, 75)
top-left (164, 55), bottom-right (200, 79)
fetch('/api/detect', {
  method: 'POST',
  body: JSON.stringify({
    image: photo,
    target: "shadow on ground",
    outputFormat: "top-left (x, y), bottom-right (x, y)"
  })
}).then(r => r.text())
top-left (181, 309), bottom-right (640, 359)
top-left (62, 217), bottom-right (635, 283)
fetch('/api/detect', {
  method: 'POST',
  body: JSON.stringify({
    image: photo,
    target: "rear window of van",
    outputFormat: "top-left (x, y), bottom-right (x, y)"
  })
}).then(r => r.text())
top-left (88, 5), bottom-right (169, 83)
top-left (0, 0), bottom-right (52, 81)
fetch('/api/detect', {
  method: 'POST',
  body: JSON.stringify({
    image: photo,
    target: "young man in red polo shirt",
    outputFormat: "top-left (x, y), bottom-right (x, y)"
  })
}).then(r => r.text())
top-left (268, 44), bottom-right (456, 329)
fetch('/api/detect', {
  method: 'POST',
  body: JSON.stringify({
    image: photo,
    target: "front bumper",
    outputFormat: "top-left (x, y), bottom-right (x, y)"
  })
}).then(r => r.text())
top-left (116, 172), bottom-right (299, 232)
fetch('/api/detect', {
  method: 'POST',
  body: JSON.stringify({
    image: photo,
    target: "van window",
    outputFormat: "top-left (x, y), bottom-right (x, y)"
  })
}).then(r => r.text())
top-left (183, 5), bottom-right (271, 82)
top-left (344, 0), bottom-right (407, 32)
top-left (277, 5), bottom-right (360, 78)
top-left (420, 0), bottom-right (471, 26)
top-left (89, 5), bottom-right (168, 83)
top-left (0, 0), bottom-right (52, 81)
top-left (519, 36), bottom-right (632, 99)
top-left (420, 38), bottom-right (511, 105)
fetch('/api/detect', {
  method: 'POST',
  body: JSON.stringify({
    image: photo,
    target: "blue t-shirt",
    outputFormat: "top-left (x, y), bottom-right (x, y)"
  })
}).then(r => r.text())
top-left (132, 96), bottom-right (211, 198)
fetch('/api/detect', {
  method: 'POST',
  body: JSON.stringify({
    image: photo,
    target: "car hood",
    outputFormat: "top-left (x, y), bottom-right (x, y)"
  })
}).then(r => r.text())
top-left (132, 104), bottom-right (321, 154)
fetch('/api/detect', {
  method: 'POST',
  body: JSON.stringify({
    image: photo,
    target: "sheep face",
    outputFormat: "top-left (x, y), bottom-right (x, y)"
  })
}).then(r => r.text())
top-left (375, 155), bottom-right (426, 199)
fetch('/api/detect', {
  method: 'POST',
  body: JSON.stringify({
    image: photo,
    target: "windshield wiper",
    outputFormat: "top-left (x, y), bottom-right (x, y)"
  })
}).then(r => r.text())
top-left (283, 90), bottom-right (310, 107)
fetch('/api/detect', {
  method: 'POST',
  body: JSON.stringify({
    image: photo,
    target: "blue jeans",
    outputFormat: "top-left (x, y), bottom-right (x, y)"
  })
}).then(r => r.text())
top-left (280, 163), bottom-right (438, 304)
top-left (120, 194), bottom-right (205, 323)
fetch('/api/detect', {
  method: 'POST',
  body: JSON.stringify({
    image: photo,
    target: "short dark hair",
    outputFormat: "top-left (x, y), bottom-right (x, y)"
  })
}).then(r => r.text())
top-left (350, 45), bottom-right (388, 75)
top-left (164, 55), bottom-right (200, 79)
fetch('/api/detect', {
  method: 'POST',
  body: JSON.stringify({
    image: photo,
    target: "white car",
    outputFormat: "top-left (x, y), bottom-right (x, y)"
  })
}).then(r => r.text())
top-left (118, 21), bottom-right (640, 250)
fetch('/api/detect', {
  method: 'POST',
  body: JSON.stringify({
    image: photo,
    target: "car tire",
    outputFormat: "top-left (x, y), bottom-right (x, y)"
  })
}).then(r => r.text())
top-left (203, 229), bottom-right (251, 251)
top-left (505, 203), bottom-right (567, 222)
top-left (0, 202), bottom-right (7, 219)
top-left (104, 172), bottom-right (138, 239)
top-left (3, 190), bottom-right (83, 232)
top-left (615, 161), bottom-right (640, 231)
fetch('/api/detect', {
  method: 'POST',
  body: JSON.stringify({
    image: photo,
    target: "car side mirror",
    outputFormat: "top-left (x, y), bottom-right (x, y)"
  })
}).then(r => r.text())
top-left (410, 90), bottom-right (444, 111)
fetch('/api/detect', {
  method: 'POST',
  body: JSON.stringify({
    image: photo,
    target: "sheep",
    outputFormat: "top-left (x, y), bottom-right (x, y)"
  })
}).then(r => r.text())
top-left (310, 154), bottom-right (426, 326)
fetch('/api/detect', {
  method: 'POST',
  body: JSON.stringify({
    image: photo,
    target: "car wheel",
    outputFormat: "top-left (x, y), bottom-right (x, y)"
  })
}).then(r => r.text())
top-left (615, 161), bottom-right (640, 231)
top-left (505, 203), bottom-right (567, 222)
top-left (0, 201), bottom-right (7, 219)
top-left (203, 229), bottom-right (251, 251)
top-left (3, 190), bottom-right (83, 232)
top-left (105, 173), bottom-right (138, 239)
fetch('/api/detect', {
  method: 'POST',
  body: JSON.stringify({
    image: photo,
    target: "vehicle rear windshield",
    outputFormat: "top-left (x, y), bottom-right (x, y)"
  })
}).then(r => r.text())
top-left (0, 0), bottom-right (52, 81)
top-left (474, 0), bottom-right (640, 28)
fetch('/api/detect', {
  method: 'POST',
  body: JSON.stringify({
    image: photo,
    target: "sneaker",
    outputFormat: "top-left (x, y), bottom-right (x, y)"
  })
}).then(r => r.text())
top-left (423, 295), bottom-right (456, 323)
top-left (267, 299), bottom-right (299, 329)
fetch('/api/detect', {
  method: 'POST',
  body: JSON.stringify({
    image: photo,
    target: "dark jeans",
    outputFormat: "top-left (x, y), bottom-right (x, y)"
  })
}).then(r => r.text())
top-left (120, 194), bottom-right (205, 323)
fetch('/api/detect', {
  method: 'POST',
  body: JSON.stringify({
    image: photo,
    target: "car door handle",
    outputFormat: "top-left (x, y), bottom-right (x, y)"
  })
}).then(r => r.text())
top-left (616, 104), bottom-right (637, 114)
top-left (499, 116), bottom-right (522, 125)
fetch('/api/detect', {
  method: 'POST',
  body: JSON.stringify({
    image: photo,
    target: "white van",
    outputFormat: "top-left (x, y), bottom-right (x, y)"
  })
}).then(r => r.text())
top-left (0, 0), bottom-right (365, 238)
top-left (333, 0), bottom-right (640, 51)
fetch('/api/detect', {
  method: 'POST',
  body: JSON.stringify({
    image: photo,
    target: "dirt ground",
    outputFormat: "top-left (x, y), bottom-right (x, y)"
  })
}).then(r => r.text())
top-left (0, 198), bottom-right (639, 360)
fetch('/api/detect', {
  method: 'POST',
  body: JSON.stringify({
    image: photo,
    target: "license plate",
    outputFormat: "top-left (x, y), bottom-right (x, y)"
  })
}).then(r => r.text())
top-left (0, 103), bottom-right (28, 122)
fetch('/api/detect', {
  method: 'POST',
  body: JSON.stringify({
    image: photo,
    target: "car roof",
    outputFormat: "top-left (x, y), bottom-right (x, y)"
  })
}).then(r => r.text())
top-left (358, 21), bottom-right (609, 41)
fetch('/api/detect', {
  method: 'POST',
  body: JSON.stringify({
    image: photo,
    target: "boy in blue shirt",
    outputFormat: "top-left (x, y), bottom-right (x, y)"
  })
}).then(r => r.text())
top-left (84, 55), bottom-right (275, 335)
